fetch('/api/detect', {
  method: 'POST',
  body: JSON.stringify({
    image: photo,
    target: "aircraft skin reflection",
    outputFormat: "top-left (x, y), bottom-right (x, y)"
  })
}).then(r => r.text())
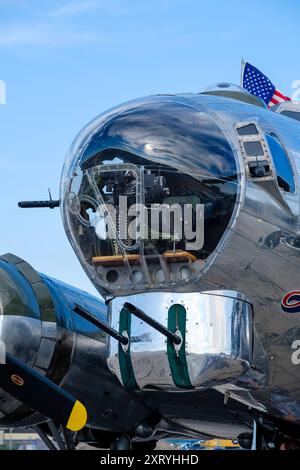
top-left (3, 83), bottom-right (300, 450)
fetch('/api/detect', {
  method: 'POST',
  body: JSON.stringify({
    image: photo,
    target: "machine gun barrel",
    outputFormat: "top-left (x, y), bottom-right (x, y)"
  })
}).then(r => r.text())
top-left (18, 200), bottom-right (60, 209)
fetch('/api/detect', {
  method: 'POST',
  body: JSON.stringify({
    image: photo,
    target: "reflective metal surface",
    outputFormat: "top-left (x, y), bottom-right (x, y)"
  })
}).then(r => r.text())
top-left (107, 291), bottom-right (264, 390)
top-left (61, 98), bottom-right (239, 298)
top-left (60, 90), bottom-right (300, 424)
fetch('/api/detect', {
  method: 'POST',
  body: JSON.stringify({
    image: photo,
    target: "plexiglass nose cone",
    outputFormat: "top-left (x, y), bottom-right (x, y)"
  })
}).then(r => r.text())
top-left (61, 97), bottom-right (238, 298)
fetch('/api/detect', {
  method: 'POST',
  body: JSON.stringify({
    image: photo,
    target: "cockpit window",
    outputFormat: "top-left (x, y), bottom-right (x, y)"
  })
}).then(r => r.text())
top-left (243, 141), bottom-right (264, 157)
top-left (280, 110), bottom-right (300, 122)
top-left (237, 123), bottom-right (259, 136)
top-left (265, 133), bottom-right (295, 193)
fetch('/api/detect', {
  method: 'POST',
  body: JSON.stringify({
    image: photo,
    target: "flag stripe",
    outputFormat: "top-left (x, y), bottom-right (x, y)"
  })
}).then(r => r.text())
top-left (273, 95), bottom-right (284, 103)
top-left (274, 90), bottom-right (291, 101)
top-left (274, 90), bottom-right (287, 100)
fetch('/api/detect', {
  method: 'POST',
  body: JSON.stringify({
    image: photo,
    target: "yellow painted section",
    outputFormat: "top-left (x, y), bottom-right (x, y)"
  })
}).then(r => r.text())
top-left (204, 439), bottom-right (240, 448)
top-left (92, 254), bottom-right (140, 265)
top-left (66, 400), bottom-right (87, 431)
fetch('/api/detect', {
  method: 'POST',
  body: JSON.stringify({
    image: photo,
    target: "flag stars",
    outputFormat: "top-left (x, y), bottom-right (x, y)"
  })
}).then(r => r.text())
top-left (242, 62), bottom-right (290, 107)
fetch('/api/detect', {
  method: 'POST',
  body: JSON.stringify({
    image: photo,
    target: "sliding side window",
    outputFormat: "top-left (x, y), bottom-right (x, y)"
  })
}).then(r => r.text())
top-left (265, 133), bottom-right (295, 193)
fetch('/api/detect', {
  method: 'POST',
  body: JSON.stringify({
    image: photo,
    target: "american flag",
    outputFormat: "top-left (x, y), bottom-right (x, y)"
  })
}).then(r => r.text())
top-left (241, 61), bottom-right (291, 107)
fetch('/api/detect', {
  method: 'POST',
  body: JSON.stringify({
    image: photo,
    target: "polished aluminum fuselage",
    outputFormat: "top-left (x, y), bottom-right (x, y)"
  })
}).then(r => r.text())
top-left (155, 94), bottom-right (300, 422)
top-left (187, 95), bottom-right (300, 422)
top-left (103, 93), bottom-right (300, 424)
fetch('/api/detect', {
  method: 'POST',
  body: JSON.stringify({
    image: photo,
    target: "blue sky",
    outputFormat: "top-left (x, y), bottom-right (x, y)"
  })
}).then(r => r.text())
top-left (0, 0), bottom-right (298, 296)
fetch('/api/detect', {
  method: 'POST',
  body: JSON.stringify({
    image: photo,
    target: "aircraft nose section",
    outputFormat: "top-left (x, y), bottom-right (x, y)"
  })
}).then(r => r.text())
top-left (61, 97), bottom-right (239, 299)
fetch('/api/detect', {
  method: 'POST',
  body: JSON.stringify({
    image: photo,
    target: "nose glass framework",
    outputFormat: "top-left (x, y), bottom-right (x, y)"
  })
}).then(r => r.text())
top-left (61, 100), bottom-right (239, 297)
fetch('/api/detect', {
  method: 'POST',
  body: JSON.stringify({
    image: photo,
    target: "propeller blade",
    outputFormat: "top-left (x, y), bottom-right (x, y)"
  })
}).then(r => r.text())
top-left (0, 352), bottom-right (87, 431)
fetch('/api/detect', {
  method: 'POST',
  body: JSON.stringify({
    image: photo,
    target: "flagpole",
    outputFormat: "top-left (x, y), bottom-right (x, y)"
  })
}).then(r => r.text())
top-left (240, 58), bottom-right (245, 87)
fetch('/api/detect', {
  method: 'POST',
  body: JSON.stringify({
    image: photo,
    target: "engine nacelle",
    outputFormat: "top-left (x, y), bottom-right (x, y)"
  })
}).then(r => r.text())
top-left (0, 253), bottom-right (107, 428)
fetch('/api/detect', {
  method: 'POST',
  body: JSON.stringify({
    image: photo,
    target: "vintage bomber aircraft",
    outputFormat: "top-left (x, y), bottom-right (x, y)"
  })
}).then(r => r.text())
top-left (2, 83), bottom-right (300, 450)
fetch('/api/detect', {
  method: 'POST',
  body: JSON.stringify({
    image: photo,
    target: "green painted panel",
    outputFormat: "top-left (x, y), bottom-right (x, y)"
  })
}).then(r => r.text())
top-left (118, 307), bottom-right (138, 390)
top-left (167, 304), bottom-right (192, 389)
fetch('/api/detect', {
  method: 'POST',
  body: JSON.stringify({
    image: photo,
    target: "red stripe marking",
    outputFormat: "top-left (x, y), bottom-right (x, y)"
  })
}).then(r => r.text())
top-left (282, 291), bottom-right (300, 307)
top-left (274, 90), bottom-right (291, 101)
top-left (274, 90), bottom-right (285, 99)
